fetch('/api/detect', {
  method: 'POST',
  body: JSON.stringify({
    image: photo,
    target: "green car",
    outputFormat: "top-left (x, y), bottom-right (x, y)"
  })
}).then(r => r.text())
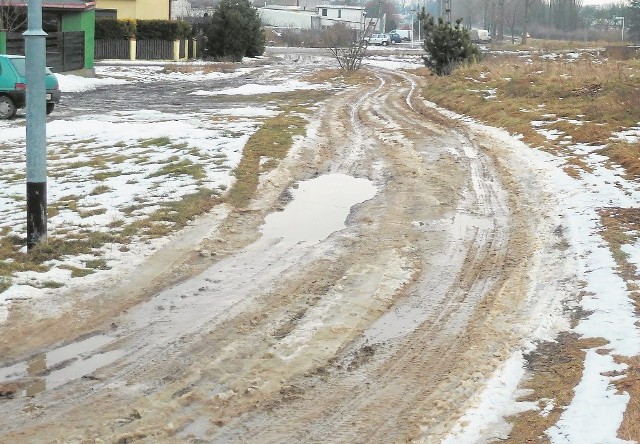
top-left (0, 54), bottom-right (61, 119)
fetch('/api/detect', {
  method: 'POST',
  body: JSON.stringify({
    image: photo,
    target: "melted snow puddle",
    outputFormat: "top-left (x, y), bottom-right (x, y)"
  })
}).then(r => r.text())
top-left (0, 174), bottom-right (377, 398)
top-left (0, 334), bottom-right (124, 397)
top-left (261, 173), bottom-right (377, 244)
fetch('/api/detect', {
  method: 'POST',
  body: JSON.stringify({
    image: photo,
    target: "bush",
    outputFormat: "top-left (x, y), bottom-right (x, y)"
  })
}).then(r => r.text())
top-left (420, 14), bottom-right (480, 76)
top-left (94, 19), bottom-right (190, 40)
top-left (95, 19), bottom-right (136, 40)
top-left (136, 20), bottom-right (191, 40)
top-left (204, 0), bottom-right (265, 61)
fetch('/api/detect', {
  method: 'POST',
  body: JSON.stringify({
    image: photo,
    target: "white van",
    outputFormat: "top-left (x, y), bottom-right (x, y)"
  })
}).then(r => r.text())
top-left (469, 29), bottom-right (491, 43)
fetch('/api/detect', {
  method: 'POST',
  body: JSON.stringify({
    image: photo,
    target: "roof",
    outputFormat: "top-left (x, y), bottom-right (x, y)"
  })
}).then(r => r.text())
top-left (2, 0), bottom-right (95, 10)
top-left (316, 5), bottom-right (364, 10)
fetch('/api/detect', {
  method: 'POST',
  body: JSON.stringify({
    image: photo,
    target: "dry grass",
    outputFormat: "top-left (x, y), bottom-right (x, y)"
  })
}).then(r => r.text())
top-left (597, 210), bottom-right (640, 442)
top-left (504, 334), bottom-right (608, 443)
top-left (422, 53), bottom-right (640, 442)
top-left (422, 54), bottom-right (640, 178)
top-left (490, 38), bottom-right (617, 52)
top-left (600, 142), bottom-right (640, 179)
top-left (615, 355), bottom-right (640, 441)
top-left (227, 90), bottom-right (331, 207)
top-left (162, 62), bottom-right (238, 75)
top-left (303, 68), bottom-right (375, 85)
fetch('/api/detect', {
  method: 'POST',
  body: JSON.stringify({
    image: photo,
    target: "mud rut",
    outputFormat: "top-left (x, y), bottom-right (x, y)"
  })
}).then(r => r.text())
top-left (0, 63), bottom-right (570, 443)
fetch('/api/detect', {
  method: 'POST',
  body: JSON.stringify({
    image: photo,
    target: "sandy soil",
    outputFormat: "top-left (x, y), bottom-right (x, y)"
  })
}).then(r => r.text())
top-left (0, 52), bottom-right (574, 443)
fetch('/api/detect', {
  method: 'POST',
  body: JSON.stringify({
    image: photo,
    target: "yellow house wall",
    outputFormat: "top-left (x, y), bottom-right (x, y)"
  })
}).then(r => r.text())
top-left (136, 0), bottom-right (170, 20)
top-left (97, 0), bottom-right (170, 20)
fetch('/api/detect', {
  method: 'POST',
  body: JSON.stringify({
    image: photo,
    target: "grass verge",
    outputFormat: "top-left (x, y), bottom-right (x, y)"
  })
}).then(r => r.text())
top-left (227, 89), bottom-right (331, 207)
top-left (420, 52), bottom-right (640, 442)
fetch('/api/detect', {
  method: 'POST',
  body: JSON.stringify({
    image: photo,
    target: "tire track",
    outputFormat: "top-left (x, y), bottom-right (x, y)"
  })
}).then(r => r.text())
top-left (209, 68), bottom-right (527, 443)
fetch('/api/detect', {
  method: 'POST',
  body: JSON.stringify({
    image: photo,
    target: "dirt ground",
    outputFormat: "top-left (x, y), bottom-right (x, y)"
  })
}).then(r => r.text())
top-left (0, 52), bottom-right (577, 443)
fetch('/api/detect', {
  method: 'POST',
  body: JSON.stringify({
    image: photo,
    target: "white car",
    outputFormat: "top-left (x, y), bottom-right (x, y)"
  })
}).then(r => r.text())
top-left (366, 33), bottom-right (391, 46)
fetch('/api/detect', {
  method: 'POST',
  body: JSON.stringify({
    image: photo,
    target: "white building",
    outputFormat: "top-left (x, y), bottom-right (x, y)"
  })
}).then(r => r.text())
top-left (259, 4), bottom-right (380, 31)
top-left (171, 0), bottom-right (194, 19)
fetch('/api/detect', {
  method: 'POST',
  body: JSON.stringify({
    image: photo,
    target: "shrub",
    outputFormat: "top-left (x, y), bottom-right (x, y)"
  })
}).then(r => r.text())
top-left (204, 0), bottom-right (265, 61)
top-left (94, 19), bottom-right (191, 40)
top-left (136, 20), bottom-right (191, 40)
top-left (95, 19), bottom-right (136, 40)
top-left (420, 14), bottom-right (480, 76)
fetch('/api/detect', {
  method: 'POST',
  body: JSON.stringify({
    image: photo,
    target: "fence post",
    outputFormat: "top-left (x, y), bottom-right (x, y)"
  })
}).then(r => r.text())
top-left (0, 31), bottom-right (6, 54)
top-left (192, 38), bottom-right (196, 59)
top-left (129, 38), bottom-right (136, 61)
top-left (173, 39), bottom-right (180, 61)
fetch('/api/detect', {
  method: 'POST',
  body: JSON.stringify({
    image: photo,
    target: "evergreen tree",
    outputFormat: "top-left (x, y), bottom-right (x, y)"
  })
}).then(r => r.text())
top-left (420, 13), bottom-right (480, 76)
top-left (629, 0), bottom-right (640, 43)
top-left (204, 0), bottom-right (265, 61)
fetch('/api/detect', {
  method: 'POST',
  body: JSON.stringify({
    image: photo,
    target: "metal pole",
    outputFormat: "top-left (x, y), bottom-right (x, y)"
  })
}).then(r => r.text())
top-left (615, 16), bottom-right (624, 42)
top-left (410, 8), bottom-right (414, 48)
top-left (24, 0), bottom-right (48, 249)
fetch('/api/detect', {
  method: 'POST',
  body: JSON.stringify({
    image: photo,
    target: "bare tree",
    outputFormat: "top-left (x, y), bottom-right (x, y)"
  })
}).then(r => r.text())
top-left (504, 0), bottom-right (524, 42)
top-left (521, 0), bottom-right (534, 43)
top-left (0, 1), bottom-right (26, 32)
top-left (326, 19), bottom-right (378, 74)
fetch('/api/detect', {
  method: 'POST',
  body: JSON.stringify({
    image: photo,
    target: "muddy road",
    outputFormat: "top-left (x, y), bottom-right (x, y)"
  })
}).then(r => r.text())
top-left (0, 49), bottom-right (571, 442)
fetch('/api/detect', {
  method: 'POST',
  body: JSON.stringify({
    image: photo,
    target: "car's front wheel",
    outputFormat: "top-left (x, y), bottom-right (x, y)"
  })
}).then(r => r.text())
top-left (46, 102), bottom-right (55, 115)
top-left (382, 41), bottom-right (388, 46)
top-left (0, 96), bottom-right (17, 119)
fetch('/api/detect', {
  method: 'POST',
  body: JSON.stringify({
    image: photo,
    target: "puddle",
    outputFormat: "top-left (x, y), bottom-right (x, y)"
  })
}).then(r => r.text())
top-left (452, 213), bottom-right (494, 240)
top-left (261, 173), bottom-right (377, 244)
top-left (0, 174), bottom-right (377, 398)
top-left (0, 334), bottom-right (123, 397)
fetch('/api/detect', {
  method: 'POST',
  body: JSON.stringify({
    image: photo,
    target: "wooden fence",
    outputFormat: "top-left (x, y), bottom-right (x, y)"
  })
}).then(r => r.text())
top-left (136, 40), bottom-right (173, 60)
top-left (95, 39), bottom-right (195, 61)
top-left (95, 39), bottom-right (130, 60)
top-left (5, 31), bottom-right (85, 72)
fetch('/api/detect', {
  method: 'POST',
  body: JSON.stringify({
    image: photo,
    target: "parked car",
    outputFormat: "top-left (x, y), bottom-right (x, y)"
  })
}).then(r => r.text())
top-left (366, 33), bottom-right (391, 46)
top-left (390, 29), bottom-right (412, 41)
top-left (389, 32), bottom-right (402, 44)
top-left (0, 54), bottom-right (61, 119)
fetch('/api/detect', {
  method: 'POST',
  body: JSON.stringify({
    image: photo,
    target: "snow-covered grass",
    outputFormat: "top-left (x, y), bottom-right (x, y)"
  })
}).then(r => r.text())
top-left (0, 63), bottom-right (284, 318)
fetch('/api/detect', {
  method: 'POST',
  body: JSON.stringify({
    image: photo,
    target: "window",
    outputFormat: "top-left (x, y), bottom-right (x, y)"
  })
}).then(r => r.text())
top-left (96, 9), bottom-right (118, 19)
top-left (321, 8), bottom-right (327, 16)
top-left (9, 58), bottom-right (26, 76)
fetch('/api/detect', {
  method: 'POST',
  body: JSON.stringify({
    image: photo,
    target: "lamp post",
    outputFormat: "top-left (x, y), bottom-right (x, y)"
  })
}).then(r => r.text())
top-left (410, 7), bottom-right (415, 48)
top-left (615, 16), bottom-right (625, 42)
top-left (24, 0), bottom-right (48, 249)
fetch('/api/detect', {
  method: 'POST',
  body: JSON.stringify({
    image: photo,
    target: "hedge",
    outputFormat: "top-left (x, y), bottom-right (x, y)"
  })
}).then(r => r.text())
top-left (95, 19), bottom-right (191, 40)
top-left (95, 19), bottom-right (136, 39)
top-left (137, 20), bottom-right (191, 40)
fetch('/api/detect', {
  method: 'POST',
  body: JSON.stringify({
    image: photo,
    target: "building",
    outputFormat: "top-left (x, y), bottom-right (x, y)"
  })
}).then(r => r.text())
top-left (259, 4), bottom-right (380, 31)
top-left (171, 0), bottom-right (193, 20)
top-left (0, 0), bottom-right (96, 71)
top-left (95, 0), bottom-right (171, 20)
